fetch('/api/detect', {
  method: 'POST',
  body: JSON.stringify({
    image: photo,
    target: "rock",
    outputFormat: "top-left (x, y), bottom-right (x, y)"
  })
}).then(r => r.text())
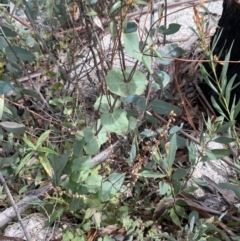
top-left (4, 213), bottom-right (62, 241)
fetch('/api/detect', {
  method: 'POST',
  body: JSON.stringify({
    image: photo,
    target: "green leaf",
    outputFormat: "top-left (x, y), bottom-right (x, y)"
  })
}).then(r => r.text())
top-left (101, 109), bottom-right (129, 136)
top-left (69, 198), bottom-right (81, 212)
top-left (83, 127), bottom-right (100, 155)
top-left (170, 208), bottom-right (181, 226)
top-left (36, 130), bottom-right (51, 149)
top-left (204, 149), bottom-right (232, 160)
top-left (128, 116), bottom-right (138, 131)
top-left (159, 23), bottom-right (181, 35)
top-left (84, 208), bottom-right (95, 219)
top-left (0, 81), bottom-right (13, 95)
top-left (199, 65), bottom-right (218, 94)
top-left (138, 170), bottom-right (166, 178)
top-left (93, 212), bottom-right (102, 228)
top-left (109, 1), bottom-right (121, 14)
top-left (188, 211), bottom-right (199, 224)
top-left (0, 95), bottom-right (4, 120)
top-left (215, 121), bottom-right (235, 133)
top-left (98, 181), bottom-right (114, 202)
top-left (167, 134), bottom-right (177, 168)
top-left (73, 137), bottom-right (84, 156)
top-left (5, 46), bottom-right (35, 62)
top-left (142, 47), bottom-right (153, 74)
top-left (37, 147), bottom-right (58, 155)
top-left (172, 168), bottom-right (187, 181)
top-left (84, 137), bottom-right (100, 155)
top-left (124, 21), bottom-right (138, 33)
top-left (151, 100), bottom-right (180, 115)
top-left (0, 128), bottom-right (3, 143)
top-left (174, 205), bottom-right (185, 216)
top-left (58, 151), bottom-right (70, 174)
top-left (169, 123), bottom-right (183, 135)
top-left (71, 170), bottom-right (90, 183)
top-left (22, 0), bottom-right (40, 21)
top-left (71, 155), bottom-right (92, 172)
top-left (146, 114), bottom-right (158, 124)
top-left (94, 95), bottom-right (120, 113)
top-left (220, 43), bottom-right (233, 92)
top-left (126, 109), bottom-right (138, 117)
top-left (110, 17), bottom-right (117, 37)
top-left (159, 181), bottom-right (171, 195)
top-left (127, 135), bottom-right (137, 163)
top-left (16, 151), bottom-right (33, 175)
top-left (0, 26), bottom-right (17, 37)
top-left (155, 44), bottom-right (185, 65)
top-left (211, 96), bottom-right (227, 118)
top-left (154, 49), bottom-right (172, 65)
top-left (0, 36), bottom-right (8, 48)
top-left (213, 137), bottom-right (235, 144)
top-left (45, 0), bottom-right (54, 19)
top-left (192, 177), bottom-right (208, 187)
top-left (86, 175), bottom-right (102, 193)
top-left (102, 236), bottom-right (115, 241)
top-left (0, 121), bottom-right (25, 134)
top-left (187, 141), bottom-right (196, 166)
top-left (23, 135), bottom-right (36, 149)
top-left (225, 74), bottom-right (236, 106)
top-left (123, 31), bottom-right (142, 61)
top-left (109, 172), bottom-right (125, 191)
top-left (140, 129), bottom-right (156, 137)
top-left (136, 97), bottom-right (146, 110)
top-left (0, 152), bottom-right (18, 166)
top-left (137, 0), bottom-right (148, 5)
top-left (39, 154), bottom-right (53, 178)
top-left (97, 121), bottom-right (108, 145)
top-left (45, 208), bottom-right (64, 226)
top-left (10, 0), bottom-right (25, 21)
top-left (120, 94), bottom-right (140, 104)
top-left (49, 97), bottom-right (73, 105)
top-left (233, 99), bottom-right (240, 120)
top-left (153, 70), bottom-right (170, 89)
top-left (50, 150), bottom-right (69, 186)
top-left (106, 68), bottom-right (148, 97)
top-left (21, 89), bottom-right (41, 100)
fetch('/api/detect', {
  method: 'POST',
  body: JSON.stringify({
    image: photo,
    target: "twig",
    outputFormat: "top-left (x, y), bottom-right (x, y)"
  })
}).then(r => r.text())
top-left (163, 0), bottom-right (167, 45)
top-left (12, 14), bottom-right (31, 28)
top-left (0, 172), bottom-right (31, 241)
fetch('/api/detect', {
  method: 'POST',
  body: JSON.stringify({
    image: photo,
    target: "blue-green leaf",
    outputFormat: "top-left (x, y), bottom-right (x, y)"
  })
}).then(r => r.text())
top-left (159, 23), bottom-right (181, 35)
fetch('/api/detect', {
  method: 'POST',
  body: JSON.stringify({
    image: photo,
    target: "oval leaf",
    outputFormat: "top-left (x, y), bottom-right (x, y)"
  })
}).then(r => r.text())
top-left (159, 23), bottom-right (181, 35)
top-left (101, 109), bottom-right (129, 136)
top-left (151, 100), bottom-right (180, 115)
top-left (0, 121), bottom-right (25, 134)
top-left (5, 46), bottom-right (35, 62)
top-left (123, 32), bottom-right (142, 61)
top-left (106, 68), bottom-right (148, 97)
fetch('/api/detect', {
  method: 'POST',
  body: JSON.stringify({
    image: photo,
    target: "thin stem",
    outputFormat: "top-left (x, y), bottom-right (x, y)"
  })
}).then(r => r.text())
top-left (0, 172), bottom-right (31, 241)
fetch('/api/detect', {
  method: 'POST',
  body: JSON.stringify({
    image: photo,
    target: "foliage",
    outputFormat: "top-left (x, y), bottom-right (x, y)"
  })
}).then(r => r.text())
top-left (0, 0), bottom-right (240, 240)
